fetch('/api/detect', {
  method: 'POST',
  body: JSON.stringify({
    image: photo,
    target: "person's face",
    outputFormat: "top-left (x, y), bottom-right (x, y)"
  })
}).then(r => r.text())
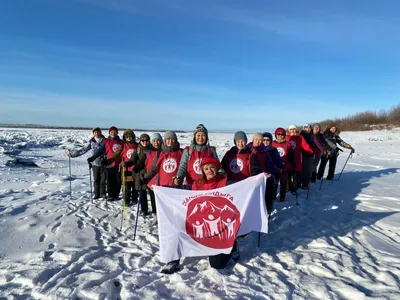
top-left (289, 128), bottom-right (297, 136)
top-left (152, 139), bottom-right (162, 149)
top-left (140, 136), bottom-right (150, 147)
top-left (253, 136), bottom-right (262, 147)
top-left (109, 130), bottom-right (117, 138)
top-left (195, 132), bottom-right (207, 145)
top-left (313, 126), bottom-right (320, 134)
top-left (165, 138), bottom-right (176, 147)
top-left (276, 132), bottom-right (285, 142)
top-left (236, 139), bottom-right (246, 150)
top-left (124, 134), bottom-right (134, 142)
top-left (330, 126), bottom-right (337, 133)
top-left (202, 163), bottom-right (218, 180)
top-left (262, 136), bottom-right (271, 147)
top-left (304, 126), bottom-right (312, 133)
top-left (93, 131), bottom-right (101, 138)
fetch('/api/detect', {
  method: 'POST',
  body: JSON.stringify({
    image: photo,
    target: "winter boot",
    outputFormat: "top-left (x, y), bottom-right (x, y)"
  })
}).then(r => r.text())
top-left (160, 260), bottom-right (180, 274)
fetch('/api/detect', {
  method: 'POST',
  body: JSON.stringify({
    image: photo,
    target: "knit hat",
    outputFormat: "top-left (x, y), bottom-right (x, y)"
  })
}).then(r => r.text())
top-left (200, 156), bottom-right (221, 170)
top-left (122, 129), bottom-right (135, 141)
top-left (275, 127), bottom-right (286, 137)
top-left (234, 131), bottom-right (247, 144)
top-left (303, 123), bottom-right (311, 129)
top-left (139, 133), bottom-right (150, 141)
top-left (164, 130), bottom-right (177, 140)
top-left (288, 124), bottom-right (297, 130)
top-left (313, 123), bottom-right (321, 129)
top-left (92, 127), bottom-right (101, 133)
top-left (262, 132), bottom-right (273, 141)
top-left (150, 133), bottom-right (163, 143)
top-left (109, 126), bottom-right (118, 133)
top-left (193, 124), bottom-right (208, 144)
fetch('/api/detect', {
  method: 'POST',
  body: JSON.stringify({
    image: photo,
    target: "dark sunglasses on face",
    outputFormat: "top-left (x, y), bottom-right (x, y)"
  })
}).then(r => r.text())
top-left (263, 138), bottom-right (270, 141)
top-left (276, 133), bottom-right (285, 136)
top-left (141, 139), bottom-right (149, 142)
top-left (124, 135), bottom-right (133, 138)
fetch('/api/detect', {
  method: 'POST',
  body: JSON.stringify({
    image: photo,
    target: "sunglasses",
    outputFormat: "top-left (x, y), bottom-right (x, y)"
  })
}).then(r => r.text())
top-left (141, 139), bottom-right (149, 142)
top-left (263, 138), bottom-right (271, 141)
top-left (124, 135), bottom-right (133, 138)
top-left (276, 133), bottom-right (285, 136)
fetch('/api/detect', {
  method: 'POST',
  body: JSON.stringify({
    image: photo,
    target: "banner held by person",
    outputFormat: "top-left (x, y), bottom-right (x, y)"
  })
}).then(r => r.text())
top-left (154, 173), bottom-right (268, 263)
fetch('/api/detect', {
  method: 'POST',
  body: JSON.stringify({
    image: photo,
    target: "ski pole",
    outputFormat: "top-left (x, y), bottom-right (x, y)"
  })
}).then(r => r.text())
top-left (294, 172), bottom-right (299, 205)
top-left (68, 155), bottom-right (72, 198)
top-left (258, 232), bottom-right (261, 248)
top-left (133, 180), bottom-right (143, 241)
top-left (89, 165), bottom-right (93, 203)
top-left (120, 166), bottom-right (127, 230)
top-left (337, 152), bottom-right (353, 181)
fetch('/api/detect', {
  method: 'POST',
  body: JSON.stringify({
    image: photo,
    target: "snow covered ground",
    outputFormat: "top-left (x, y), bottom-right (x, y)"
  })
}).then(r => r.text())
top-left (0, 127), bottom-right (399, 300)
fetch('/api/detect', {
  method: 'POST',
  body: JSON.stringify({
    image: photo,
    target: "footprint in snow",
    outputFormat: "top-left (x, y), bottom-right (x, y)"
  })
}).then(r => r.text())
top-left (51, 222), bottom-right (62, 233)
top-left (39, 234), bottom-right (47, 242)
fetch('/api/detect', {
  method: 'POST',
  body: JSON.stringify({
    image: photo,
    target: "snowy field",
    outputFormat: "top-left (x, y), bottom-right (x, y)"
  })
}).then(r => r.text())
top-left (0, 127), bottom-right (399, 300)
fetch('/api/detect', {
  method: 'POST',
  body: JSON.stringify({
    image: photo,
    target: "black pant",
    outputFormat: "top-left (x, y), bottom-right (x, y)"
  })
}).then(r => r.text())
top-left (317, 154), bottom-right (338, 180)
top-left (276, 172), bottom-right (288, 201)
top-left (133, 189), bottom-right (148, 213)
top-left (92, 166), bottom-right (106, 198)
top-left (123, 181), bottom-right (135, 205)
top-left (209, 241), bottom-right (237, 269)
top-left (106, 167), bottom-right (121, 199)
top-left (288, 171), bottom-right (301, 192)
top-left (265, 178), bottom-right (275, 215)
top-left (148, 189), bottom-right (156, 214)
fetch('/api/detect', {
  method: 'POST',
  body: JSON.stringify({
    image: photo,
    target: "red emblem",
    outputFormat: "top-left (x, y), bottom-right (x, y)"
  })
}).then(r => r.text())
top-left (186, 196), bottom-right (240, 249)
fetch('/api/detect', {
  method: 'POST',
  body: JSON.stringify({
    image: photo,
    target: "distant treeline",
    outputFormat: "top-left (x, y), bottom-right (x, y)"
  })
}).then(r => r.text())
top-left (0, 124), bottom-right (186, 133)
top-left (318, 104), bottom-right (400, 132)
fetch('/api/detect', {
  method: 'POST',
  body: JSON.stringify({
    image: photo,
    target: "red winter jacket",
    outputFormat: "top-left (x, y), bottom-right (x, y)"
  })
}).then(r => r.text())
top-left (192, 174), bottom-right (228, 191)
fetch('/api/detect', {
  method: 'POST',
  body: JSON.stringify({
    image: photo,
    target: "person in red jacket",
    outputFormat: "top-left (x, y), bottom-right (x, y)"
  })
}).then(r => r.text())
top-left (146, 131), bottom-right (183, 189)
top-left (299, 124), bottom-right (315, 189)
top-left (286, 124), bottom-right (314, 193)
top-left (145, 133), bottom-right (163, 214)
top-left (106, 129), bottom-right (143, 206)
top-left (88, 126), bottom-right (124, 201)
top-left (174, 124), bottom-right (219, 186)
top-left (160, 156), bottom-right (238, 274)
top-left (272, 128), bottom-right (295, 202)
top-left (221, 131), bottom-right (251, 184)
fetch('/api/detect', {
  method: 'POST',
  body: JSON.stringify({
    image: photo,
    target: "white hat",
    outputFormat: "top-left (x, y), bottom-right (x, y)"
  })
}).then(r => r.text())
top-left (288, 124), bottom-right (297, 130)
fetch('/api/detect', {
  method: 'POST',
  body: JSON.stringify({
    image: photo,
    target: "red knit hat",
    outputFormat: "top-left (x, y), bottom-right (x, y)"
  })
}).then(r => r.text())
top-left (109, 126), bottom-right (118, 133)
top-left (275, 127), bottom-right (286, 137)
top-left (200, 157), bottom-right (221, 170)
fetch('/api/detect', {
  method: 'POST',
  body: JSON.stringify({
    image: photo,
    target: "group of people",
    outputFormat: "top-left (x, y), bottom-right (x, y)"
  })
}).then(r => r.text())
top-left (68, 122), bottom-right (355, 274)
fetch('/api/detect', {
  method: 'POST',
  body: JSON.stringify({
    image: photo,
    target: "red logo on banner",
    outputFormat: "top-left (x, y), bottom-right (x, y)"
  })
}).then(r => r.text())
top-left (186, 196), bottom-right (240, 249)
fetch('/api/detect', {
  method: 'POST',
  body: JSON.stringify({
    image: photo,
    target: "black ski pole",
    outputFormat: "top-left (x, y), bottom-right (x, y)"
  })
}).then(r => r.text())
top-left (89, 164), bottom-right (93, 203)
top-left (337, 152), bottom-right (353, 181)
top-left (68, 155), bottom-right (72, 198)
top-left (133, 180), bottom-right (143, 241)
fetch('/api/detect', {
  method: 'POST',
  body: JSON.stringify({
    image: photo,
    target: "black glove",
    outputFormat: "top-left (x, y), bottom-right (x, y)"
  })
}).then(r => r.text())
top-left (87, 157), bottom-right (94, 163)
top-left (102, 159), bottom-right (110, 166)
top-left (350, 147), bottom-right (355, 154)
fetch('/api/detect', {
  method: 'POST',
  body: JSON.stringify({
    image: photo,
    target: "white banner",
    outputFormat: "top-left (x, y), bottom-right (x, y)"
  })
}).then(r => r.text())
top-left (154, 174), bottom-right (268, 263)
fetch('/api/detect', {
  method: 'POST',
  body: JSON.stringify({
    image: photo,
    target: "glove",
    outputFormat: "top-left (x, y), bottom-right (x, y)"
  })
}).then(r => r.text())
top-left (173, 176), bottom-right (183, 186)
top-left (102, 159), bottom-right (110, 166)
top-left (350, 147), bottom-right (355, 154)
top-left (87, 157), bottom-right (94, 163)
top-left (120, 161), bottom-right (127, 168)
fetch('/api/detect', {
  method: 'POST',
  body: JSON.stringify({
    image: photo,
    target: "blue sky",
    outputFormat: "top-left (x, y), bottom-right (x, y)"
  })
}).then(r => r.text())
top-left (0, 0), bottom-right (399, 132)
